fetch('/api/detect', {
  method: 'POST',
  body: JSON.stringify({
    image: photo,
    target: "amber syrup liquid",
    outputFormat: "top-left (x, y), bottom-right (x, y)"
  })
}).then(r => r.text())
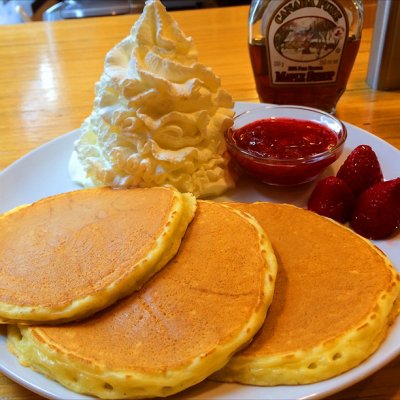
top-left (249, 38), bottom-right (361, 114)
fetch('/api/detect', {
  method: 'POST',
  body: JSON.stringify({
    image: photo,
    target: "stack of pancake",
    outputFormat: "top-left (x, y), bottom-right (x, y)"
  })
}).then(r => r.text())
top-left (1, 187), bottom-right (399, 399)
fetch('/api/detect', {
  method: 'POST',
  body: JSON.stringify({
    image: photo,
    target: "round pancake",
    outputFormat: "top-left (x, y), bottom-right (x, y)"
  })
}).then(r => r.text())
top-left (0, 187), bottom-right (196, 324)
top-left (213, 202), bottom-right (400, 385)
top-left (8, 201), bottom-right (277, 399)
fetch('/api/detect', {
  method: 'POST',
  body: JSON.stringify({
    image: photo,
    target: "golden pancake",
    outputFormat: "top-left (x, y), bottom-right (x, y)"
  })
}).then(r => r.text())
top-left (213, 202), bottom-right (400, 385)
top-left (0, 187), bottom-right (196, 324)
top-left (7, 201), bottom-right (277, 399)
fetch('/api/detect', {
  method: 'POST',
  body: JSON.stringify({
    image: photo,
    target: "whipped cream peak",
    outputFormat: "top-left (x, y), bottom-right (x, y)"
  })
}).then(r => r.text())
top-left (131, 0), bottom-right (196, 63)
top-left (70, 0), bottom-right (235, 198)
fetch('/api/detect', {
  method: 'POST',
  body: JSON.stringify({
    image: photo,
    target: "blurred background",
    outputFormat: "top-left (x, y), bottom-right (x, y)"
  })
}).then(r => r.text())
top-left (0, 0), bottom-right (251, 23)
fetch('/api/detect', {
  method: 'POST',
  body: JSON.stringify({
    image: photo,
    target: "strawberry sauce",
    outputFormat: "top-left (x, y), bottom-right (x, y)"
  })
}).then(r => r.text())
top-left (231, 118), bottom-right (338, 159)
top-left (227, 117), bottom-right (342, 186)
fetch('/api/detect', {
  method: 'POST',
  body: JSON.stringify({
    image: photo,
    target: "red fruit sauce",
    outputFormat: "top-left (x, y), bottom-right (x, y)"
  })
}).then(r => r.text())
top-left (231, 118), bottom-right (338, 159)
top-left (227, 117), bottom-right (340, 185)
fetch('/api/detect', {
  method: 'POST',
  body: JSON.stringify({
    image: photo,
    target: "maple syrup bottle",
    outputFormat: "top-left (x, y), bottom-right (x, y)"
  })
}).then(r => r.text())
top-left (249, 0), bottom-right (363, 113)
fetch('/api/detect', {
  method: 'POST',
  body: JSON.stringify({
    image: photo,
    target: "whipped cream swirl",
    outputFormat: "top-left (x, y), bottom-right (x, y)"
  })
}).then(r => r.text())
top-left (69, 0), bottom-right (235, 198)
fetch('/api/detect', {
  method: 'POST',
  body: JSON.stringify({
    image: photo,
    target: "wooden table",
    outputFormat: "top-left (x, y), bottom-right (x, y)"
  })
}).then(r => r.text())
top-left (0, 4), bottom-right (399, 400)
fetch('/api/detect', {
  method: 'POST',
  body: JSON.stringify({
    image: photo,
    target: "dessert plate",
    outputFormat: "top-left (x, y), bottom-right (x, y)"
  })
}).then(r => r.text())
top-left (0, 102), bottom-right (399, 400)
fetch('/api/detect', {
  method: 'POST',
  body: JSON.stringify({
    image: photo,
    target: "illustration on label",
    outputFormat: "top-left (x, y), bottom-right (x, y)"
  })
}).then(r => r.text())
top-left (265, 0), bottom-right (349, 85)
top-left (274, 16), bottom-right (344, 62)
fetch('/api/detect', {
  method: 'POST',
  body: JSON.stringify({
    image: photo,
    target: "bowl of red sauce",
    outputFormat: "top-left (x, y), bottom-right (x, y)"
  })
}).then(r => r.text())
top-left (225, 105), bottom-right (347, 186)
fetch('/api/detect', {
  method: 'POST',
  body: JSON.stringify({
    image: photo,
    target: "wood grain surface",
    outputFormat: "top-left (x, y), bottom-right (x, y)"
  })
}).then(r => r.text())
top-left (0, 4), bottom-right (399, 400)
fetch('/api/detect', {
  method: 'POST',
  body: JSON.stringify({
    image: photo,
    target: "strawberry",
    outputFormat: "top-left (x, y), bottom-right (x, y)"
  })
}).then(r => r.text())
top-left (350, 178), bottom-right (400, 240)
top-left (308, 176), bottom-right (354, 223)
top-left (337, 145), bottom-right (383, 196)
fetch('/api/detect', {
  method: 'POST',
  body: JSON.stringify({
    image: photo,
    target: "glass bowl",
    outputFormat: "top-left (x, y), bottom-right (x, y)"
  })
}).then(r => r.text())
top-left (225, 105), bottom-right (347, 186)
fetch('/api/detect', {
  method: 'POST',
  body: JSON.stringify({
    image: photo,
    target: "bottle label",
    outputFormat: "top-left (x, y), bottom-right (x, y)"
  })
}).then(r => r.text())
top-left (265, 0), bottom-right (349, 86)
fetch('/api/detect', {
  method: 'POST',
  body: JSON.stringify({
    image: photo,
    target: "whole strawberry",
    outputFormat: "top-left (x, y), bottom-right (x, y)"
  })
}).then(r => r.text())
top-left (337, 145), bottom-right (383, 196)
top-left (351, 178), bottom-right (400, 240)
top-left (308, 176), bottom-right (354, 223)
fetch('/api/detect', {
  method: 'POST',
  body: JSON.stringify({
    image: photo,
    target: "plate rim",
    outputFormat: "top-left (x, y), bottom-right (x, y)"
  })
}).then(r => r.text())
top-left (0, 101), bottom-right (399, 400)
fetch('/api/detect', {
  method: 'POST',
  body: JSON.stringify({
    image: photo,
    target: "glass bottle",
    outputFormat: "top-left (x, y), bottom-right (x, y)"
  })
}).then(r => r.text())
top-left (248, 0), bottom-right (363, 114)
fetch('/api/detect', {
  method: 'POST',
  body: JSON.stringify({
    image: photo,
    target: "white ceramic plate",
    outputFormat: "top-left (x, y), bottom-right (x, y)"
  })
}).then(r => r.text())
top-left (0, 102), bottom-right (399, 400)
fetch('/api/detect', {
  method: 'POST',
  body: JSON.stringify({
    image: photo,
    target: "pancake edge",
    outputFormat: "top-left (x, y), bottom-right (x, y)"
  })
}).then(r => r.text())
top-left (0, 187), bottom-right (196, 324)
top-left (212, 202), bottom-right (400, 386)
top-left (7, 202), bottom-right (278, 399)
